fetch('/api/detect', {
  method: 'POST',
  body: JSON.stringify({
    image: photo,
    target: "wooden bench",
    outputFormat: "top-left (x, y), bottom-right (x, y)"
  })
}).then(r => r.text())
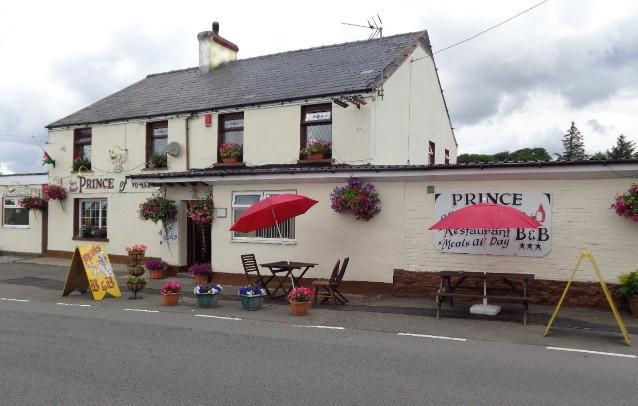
top-left (435, 271), bottom-right (535, 325)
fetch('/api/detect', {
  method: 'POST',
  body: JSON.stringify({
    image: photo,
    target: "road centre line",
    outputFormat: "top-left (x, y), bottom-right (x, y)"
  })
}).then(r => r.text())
top-left (195, 314), bottom-right (242, 321)
top-left (547, 346), bottom-right (636, 359)
top-left (398, 332), bottom-right (468, 342)
top-left (0, 298), bottom-right (29, 302)
top-left (123, 308), bottom-right (160, 313)
top-left (56, 302), bottom-right (91, 307)
top-left (294, 325), bottom-right (345, 330)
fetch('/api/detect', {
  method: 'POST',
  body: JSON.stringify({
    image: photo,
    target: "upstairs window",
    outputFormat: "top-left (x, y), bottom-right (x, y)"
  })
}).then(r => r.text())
top-left (146, 121), bottom-right (168, 169)
top-left (445, 149), bottom-right (450, 165)
top-left (73, 128), bottom-right (92, 171)
top-left (301, 104), bottom-right (332, 158)
top-left (3, 197), bottom-right (29, 228)
top-left (218, 113), bottom-right (244, 163)
top-left (428, 141), bottom-right (436, 166)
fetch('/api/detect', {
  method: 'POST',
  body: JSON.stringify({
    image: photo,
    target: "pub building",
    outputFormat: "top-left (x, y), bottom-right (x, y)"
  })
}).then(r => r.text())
top-left (5, 22), bottom-right (636, 308)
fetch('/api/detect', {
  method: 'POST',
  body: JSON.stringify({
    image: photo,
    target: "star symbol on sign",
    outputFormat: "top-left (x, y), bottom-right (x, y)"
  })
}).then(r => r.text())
top-left (527, 243), bottom-right (534, 250)
top-left (535, 244), bottom-right (542, 250)
top-left (519, 243), bottom-right (526, 249)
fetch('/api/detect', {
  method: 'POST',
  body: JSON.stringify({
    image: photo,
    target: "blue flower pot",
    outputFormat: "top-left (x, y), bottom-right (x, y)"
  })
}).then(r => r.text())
top-left (239, 295), bottom-right (264, 311)
top-left (196, 294), bottom-right (219, 309)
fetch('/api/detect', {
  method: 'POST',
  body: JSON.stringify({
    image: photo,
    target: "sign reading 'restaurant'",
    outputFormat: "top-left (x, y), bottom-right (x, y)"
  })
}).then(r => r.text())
top-left (433, 192), bottom-right (552, 257)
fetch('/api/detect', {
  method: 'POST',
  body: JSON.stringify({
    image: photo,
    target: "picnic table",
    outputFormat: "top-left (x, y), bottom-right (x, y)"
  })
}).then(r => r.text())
top-left (260, 261), bottom-right (317, 299)
top-left (435, 271), bottom-right (535, 325)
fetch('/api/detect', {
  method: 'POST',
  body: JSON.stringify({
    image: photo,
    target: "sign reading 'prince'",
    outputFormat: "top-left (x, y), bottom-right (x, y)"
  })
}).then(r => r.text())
top-left (433, 192), bottom-right (552, 257)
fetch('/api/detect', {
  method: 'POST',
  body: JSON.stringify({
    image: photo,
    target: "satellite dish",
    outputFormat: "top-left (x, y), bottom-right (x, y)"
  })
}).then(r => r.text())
top-left (166, 142), bottom-right (181, 157)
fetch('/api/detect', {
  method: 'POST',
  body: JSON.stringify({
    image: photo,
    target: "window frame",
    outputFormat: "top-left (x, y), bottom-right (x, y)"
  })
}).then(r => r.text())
top-left (300, 103), bottom-right (332, 155)
top-left (428, 141), bottom-right (436, 166)
top-left (217, 112), bottom-right (245, 163)
top-left (231, 191), bottom-right (296, 243)
top-left (146, 121), bottom-right (169, 168)
top-left (74, 198), bottom-right (108, 240)
top-left (444, 149), bottom-right (450, 165)
top-left (73, 128), bottom-right (92, 163)
top-left (2, 197), bottom-right (30, 229)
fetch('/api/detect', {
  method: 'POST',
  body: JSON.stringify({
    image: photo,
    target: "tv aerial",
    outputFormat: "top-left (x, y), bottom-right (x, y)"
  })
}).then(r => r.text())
top-left (342, 15), bottom-right (385, 98)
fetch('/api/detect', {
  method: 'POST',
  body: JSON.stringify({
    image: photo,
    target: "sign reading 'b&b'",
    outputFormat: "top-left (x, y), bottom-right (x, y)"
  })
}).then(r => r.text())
top-left (433, 192), bottom-right (552, 257)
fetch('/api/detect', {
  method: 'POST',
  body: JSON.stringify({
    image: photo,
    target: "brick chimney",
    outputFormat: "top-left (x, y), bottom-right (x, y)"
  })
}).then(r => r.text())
top-left (197, 21), bottom-right (239, 72)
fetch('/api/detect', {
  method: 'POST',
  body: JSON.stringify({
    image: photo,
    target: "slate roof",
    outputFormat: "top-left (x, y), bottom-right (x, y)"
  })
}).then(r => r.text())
top-left (48, 31), bottom-right (429, 129)
top-left (127, 159), bottom-right (638, 181)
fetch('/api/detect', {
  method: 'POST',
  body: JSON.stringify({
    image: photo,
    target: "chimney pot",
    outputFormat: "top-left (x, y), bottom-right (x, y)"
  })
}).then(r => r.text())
top-left (212, 21), bottom-right (219, 34)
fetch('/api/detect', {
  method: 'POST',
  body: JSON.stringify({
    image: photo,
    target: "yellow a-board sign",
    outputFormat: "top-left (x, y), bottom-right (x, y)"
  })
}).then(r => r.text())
top-left (62, 245), bottom-right (122, 301)
top-left (544, 251), bottom-right (631, 346)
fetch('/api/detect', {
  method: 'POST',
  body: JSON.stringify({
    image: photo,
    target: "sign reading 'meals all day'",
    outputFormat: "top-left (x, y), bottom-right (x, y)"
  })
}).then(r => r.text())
top-left (433, 192), bottom-right (552, 257)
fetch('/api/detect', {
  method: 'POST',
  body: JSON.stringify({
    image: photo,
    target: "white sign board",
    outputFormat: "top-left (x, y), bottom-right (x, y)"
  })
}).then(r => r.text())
top-left (433, 192), bottom-right (552, 257)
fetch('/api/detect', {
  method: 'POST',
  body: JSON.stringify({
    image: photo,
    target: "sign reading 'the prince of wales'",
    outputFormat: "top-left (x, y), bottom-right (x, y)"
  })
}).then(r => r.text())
top-left (433, 192), bottom-right (552, 257)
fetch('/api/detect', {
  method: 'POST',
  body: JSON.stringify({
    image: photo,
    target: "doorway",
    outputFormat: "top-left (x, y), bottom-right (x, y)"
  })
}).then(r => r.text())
top-left (187, 216), bottom-right (211, 266)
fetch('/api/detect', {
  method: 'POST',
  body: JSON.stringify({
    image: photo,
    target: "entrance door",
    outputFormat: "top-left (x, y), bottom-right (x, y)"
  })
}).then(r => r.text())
top-left (187, 216), bottom-right (211, 266)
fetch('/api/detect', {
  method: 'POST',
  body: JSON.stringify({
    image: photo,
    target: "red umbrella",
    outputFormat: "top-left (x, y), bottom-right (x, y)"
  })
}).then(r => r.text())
top-left (230, 194), bottom-right (318, 233)
top-left (429, 203), bottom-right (541, 230)
top-left (429, 203), bottom-right (541, 314)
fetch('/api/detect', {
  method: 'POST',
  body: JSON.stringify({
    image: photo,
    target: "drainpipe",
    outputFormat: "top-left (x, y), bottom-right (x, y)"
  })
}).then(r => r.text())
top-left (185, 114), bottom-right (192, 170)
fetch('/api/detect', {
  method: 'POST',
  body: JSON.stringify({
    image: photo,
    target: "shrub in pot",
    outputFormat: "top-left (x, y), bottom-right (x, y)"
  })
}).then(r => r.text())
top-left (194, 284), bottom-right (223, 308)
top-left (288, 287), bottom-right (314, 316)
top-left (160, 281), bottom-right (182, 306)
top-left (619, 271), bottom-right (638, 318)
top-left (189, 263), bottom-right (212, 284)
top-left (238, 285), bottom-right (267, 311)
top-left (146, 260), bottom-right (168, 279)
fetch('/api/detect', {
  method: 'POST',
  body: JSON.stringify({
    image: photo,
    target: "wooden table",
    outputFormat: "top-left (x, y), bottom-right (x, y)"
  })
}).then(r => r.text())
top-left (435, 271), bottom-right (535, 325)
top-left (260, 261), bottom-right (317, 299)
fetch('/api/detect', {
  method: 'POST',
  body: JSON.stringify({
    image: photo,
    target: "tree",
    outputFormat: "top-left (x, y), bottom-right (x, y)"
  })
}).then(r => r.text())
top-left (607, 134), bottom-right (636, 159)
top-left (558, 121), bottom-right (587, 160)
top-left (456, 147), bottom-right (552, 164)
top-left (590, 151), bottom-right (608, 160)
top-left (509, 148), bottom-right (552, 162)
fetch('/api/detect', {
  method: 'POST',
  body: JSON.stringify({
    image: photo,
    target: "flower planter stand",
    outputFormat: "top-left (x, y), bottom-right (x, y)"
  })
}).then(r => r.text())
top-left (290, 301), bottom-right (311, 316)
top-left (196, 294), bottom-right (219, 309)
top-left (127, 253), bottom-right (146, 299)
top-left (239, 295), bottom-right (264, 311)
top-left (162, 292), bottom-right (181, 306)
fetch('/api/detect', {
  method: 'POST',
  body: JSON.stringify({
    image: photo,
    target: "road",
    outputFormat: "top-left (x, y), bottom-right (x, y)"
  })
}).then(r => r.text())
top-left (0, 299), bottom-right (635, 406)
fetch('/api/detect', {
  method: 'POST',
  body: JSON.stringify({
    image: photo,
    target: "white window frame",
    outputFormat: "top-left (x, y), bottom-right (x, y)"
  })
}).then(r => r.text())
top-left (78, 198), bottom-right (108, 238)
top-left (231, 190), bottom-right (296, 244)
top-left (2, 197), bottom-right (30, 229)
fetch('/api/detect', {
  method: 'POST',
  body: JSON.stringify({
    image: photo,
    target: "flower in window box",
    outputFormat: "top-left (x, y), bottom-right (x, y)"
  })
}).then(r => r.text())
top-left (219, 143), bottom-right (242, 163)
top-left (147, 154), bottom-right (168, 169)
top-left (301, 140), bottom-right (331, 160)
top-left (80, 223), bottom-right (96, 238)
top-left (72, 155), bottom-right (91, 172)
top-left (94, 228), bottom-right (108, 239)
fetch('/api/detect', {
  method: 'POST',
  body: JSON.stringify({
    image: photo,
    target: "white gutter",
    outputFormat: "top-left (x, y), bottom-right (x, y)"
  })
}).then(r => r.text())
top-left (133, 163), bottom-right (638, 186)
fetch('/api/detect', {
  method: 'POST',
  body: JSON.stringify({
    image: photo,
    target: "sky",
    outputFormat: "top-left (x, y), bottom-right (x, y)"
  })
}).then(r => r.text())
top-left (1, 0), bottom-right (637, 173)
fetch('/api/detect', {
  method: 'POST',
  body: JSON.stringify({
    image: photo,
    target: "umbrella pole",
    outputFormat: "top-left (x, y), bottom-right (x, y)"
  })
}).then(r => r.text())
top-left (271, 208), bottom-right (294, 289)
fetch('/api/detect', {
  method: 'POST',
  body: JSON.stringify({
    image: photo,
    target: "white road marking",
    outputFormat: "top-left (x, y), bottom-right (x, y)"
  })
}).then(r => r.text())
top-left (123, 308), bottom-right (160, 313)
top-left (398, 332), bottom-right (468, 342)
top-left (195, 314), bottom-right (242, 321)
top-left (294, 325), bottom-right (345, 330)
top-left (0, 298), bottom-right (29, 302)
top-left (56, 302), bottom-right (91, 307)
top-left (547, 346), bottom-right (636, 359)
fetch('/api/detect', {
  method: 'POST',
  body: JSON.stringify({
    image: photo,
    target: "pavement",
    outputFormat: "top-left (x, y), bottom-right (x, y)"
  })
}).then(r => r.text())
top-left (1, 256), bottom-right (637, 405)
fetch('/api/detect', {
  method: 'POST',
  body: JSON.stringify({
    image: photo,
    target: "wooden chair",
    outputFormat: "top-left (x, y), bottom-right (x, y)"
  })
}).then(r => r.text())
top-left (241, 254), bottom-right (273, 295)
top-left (312, 258), bottom-right (349, 307)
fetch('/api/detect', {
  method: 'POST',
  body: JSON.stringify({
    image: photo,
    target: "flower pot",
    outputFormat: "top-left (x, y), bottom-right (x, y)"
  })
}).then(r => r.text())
top-left (128, 265), bottom-right (145, 277)
top-left (290, 301), bottom-right (311, 316)
top-left (165, 267), bottom-right (178, 277)
top-left (239, 295), bottom-right (264, 311)
top-left (161, 292), bottom-right (180, 306)
top-left (195, 274), bottom-right (209, 285)
top-left (223, 157), bottom-right (238, 164)
top-left (149, 269), bottom-right (165, 279)
top-left (629, 296), bottom-right (638, 318)
top-left (196, 294), bottom-right (219, 309)
top-left (306, 153), bottom-right (325, 161)
top-left (128, 253), bottom-right (144, 264)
